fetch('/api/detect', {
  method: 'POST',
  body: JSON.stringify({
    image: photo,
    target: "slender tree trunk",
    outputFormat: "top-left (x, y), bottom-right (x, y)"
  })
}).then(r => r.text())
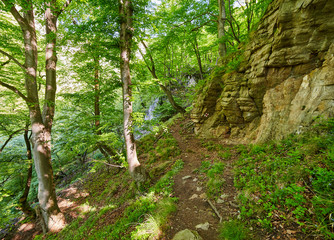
top-left (119, 0), bottom-right (147, 184)
top-left (192, 36), bottom-right (203, 80)
top-left (245, 0), bottom-right (253, 33)
top-left (93, 56), bottom-right (108, 159)
top-left (94, 56), bottom-right (101, 135)
top-left (93, 56), bottom-right (117, 160)
top-left (159, 84), bottom-right (186, 114)
top-left (19, 126), bottom-right (35, 217)
top-left (218, 0), bottom-right (227, 60)
top-left (139, 41), bottom-right (186, 114)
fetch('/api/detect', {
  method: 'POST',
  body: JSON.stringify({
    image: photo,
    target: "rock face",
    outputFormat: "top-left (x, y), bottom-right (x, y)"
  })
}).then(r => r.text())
top-left (172, 229), bottom-right (203, 240)
top-left (191, 0), bottom-right (334, 142)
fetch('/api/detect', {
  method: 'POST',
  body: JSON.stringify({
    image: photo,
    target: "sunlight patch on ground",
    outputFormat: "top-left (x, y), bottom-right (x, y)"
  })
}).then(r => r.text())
top-left (77, 203), bottom-right (96, 215)
top-left (132, 214), bottom-right (162, 240)
top-left (18, 222), bottom-right (35, 232)
top-left (62, 186), bottom-right (89, 199)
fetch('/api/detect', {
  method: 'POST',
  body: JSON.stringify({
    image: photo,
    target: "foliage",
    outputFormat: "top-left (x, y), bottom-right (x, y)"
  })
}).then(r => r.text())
top-left (0, 135), bottom-right (37, 230)
top-left (220, 220), bottom-right (249, 240)
top-left (200, 160), bottom-right (225, 199)
top-left (234, 118), bottom-right (334, 239)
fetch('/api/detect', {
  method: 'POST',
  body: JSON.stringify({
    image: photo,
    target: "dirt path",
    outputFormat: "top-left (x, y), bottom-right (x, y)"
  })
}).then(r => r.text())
top-left (165, 119), bottom-right (239, 240)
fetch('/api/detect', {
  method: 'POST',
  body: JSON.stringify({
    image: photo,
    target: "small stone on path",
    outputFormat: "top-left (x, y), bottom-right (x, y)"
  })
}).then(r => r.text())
top-left (195, 222), bottom-right (210, 231)
top-left (196, 187), bottom-right (202, 192)
top-left (220, 194), bottom-right (228, 199)
top-left (193, 178), bottom-right (198, 182)
top-left (199, 193), bottom-right (207, 199)
top-left (182, 175), bottom-right (191, 180)
top-left (189, 194), bottom-right (198, 200)
top-left (216, 199), bottom-right (224, 204)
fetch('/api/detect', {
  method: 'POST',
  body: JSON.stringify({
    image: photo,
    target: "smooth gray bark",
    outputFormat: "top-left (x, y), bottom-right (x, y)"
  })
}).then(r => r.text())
top-left (119, 0), bottom-right (147, 184)
top-left (0, 0), bottom-right (71, 232)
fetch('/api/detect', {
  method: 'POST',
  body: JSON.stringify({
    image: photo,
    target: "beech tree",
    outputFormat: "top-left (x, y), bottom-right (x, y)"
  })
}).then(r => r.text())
top-left (0, 0), bottom-right (72, 232)
top-left (119, 0), bottom-right (147, 183)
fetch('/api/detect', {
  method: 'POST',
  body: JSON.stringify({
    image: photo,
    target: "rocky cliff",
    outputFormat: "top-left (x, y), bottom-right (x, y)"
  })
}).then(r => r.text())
top-left (191, 0), bottom-right (334, 143)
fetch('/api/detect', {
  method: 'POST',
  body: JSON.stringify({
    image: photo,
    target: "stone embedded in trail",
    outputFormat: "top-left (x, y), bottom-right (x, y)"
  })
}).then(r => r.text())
top-left (196, 187), bottom-right (202, 192)
top-left (182, 175), bottom-right (192, 180)
top-left (220, 194), bottom-right (228, 199)
top-left (189, 194), bottom-right (198, 200)
top-left (195, 222), bottom-right (210, 231)
top-left (199, 193), bottom-right (207, 199)
top-left (172, 229), bottom-right (203, 240)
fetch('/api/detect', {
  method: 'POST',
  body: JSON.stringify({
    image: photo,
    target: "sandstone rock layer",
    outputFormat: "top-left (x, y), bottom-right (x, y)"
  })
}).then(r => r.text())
top-left (191, 0), bottom-right (334, 142)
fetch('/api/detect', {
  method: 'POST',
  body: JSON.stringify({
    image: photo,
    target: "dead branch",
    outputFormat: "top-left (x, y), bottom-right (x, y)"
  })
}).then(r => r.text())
top-left (207, 199), bottom-right (222, 223)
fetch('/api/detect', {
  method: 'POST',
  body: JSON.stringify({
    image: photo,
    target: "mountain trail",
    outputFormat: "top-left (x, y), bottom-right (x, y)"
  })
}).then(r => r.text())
top-left (164, 118), bottom-right (239, 240)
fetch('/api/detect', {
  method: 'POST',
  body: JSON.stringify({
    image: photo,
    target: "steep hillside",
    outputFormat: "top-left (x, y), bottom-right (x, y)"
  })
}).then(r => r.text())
top-left (191, 0), bottom-right (334, 142)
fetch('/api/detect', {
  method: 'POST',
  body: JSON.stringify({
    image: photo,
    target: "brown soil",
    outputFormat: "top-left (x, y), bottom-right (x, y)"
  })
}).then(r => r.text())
top-left (164, 118), bottom-right (240, 240)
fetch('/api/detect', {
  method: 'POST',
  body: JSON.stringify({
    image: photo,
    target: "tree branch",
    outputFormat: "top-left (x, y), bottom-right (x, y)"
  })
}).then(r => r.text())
top-left (137, 45), bottom-right (153, 74)
top-left (0, 49), bottom-right (26, 71)
top-left (0, 80), bottom-right (30, 103)
top-left (173, 11), bottom-right (211, 29)
top-left (191, 20), bottom-right (214, 31)
top-left (140, 40), bottom-right (159, 78)
top-left (0, 128), bottom-right (25, 153)
top-left (56, 0), bottom-right (73, 17)
top-left (0, 0), bottom-right (27, 28)
top-left (1, 59), bottom-right (11, 67)
top-left (228, 0), bottom-right (241, 43)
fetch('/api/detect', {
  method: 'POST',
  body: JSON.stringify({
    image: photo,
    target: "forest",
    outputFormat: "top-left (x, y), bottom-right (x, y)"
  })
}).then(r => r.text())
top-left (1, 0), bottom-right (334, 239)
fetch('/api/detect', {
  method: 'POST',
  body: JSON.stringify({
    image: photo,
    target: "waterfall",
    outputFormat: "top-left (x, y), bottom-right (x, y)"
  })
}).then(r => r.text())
top-left (135, 97), bottom-right (161, 139)
top-left (144, 97), bottom-right (160, 121)
top-left (187, 76), bottom-right (197, 87)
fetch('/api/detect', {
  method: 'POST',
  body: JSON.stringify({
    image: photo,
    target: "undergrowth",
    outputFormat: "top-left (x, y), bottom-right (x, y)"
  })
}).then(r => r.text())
top-left (200, 160), bottom-right (225, 199)
top-left (37, 123), bottom-right (183, 240)
top-left (234, 118), bottom-right (334, 239)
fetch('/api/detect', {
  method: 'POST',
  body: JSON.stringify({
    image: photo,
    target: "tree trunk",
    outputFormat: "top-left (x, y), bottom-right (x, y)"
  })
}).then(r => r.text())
top-left (218, 0), bottom-right (227, 61)
top-left (119, 0), bottom-right (147, 185)
top-left (18, 3), bottom-right (62, 232)
top-left (94, 56), bottom-right (101, 134)
top-left (31, 2), bottom-right (65, 232)
top-left (93, 56), bottom-right (118, 160)
top-left (1, 0), bottom-right (70, 232)
top-left (192, 36), bottom-right (203, 80)
top-left (18, 127), bottom-right (35, 217)
top-left (159, 84), bottom-right (186, 114)
top-left (139, 40), bottom-right (186, 114)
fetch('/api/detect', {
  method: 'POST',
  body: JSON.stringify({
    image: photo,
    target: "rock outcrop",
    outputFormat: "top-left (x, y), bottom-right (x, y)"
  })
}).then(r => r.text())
top-left (191, 0), bottom-right (334, 142)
